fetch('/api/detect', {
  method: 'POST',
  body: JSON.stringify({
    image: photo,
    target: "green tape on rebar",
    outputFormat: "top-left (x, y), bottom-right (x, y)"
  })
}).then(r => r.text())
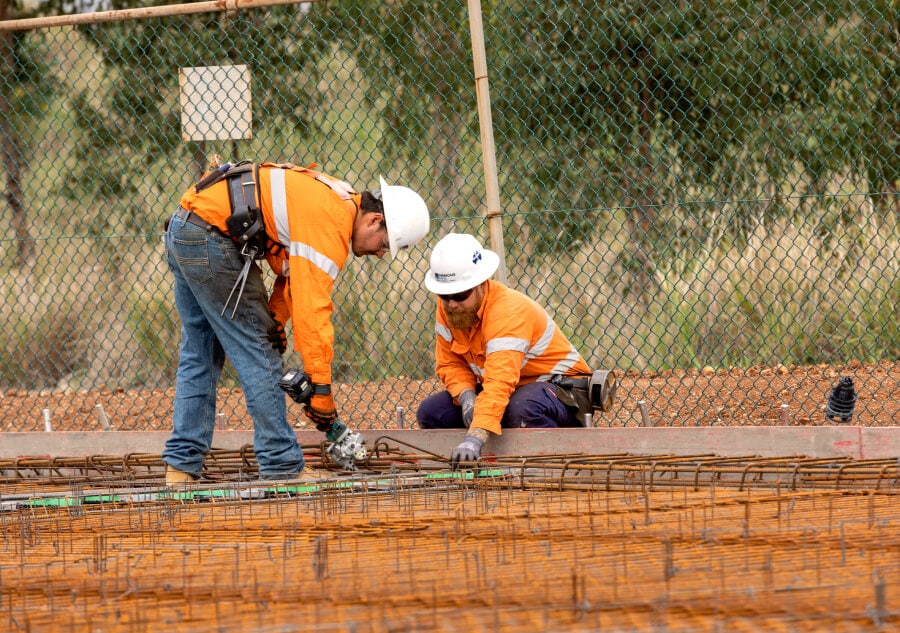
top-left (82, 495), bottom-right (127, 504)
top-left (18, 472), bottom-right (504, 509)
top-left (25, 497), bottom-right (81, 508)
top-left (264, 481), bottom-right (355, 493)
top-left (423, 469), bottom-right (505, 480)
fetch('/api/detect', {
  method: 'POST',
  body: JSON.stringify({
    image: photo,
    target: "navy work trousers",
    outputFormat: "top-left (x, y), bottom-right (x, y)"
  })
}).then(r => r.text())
top-left (416, 381), bottom-right (579, 429)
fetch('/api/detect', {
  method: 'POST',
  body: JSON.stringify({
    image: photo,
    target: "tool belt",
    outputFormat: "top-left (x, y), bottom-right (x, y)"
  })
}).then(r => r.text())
top-left (550, 370), bottom-right (617, 426)
top-left (194, 161), bottom-right (268, 259)
top-left (168, 207), bottom-right (228, 237)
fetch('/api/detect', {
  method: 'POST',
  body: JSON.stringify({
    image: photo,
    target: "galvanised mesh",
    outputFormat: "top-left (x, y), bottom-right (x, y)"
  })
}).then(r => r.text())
top-left (0, 0), bottom-right (896, 430)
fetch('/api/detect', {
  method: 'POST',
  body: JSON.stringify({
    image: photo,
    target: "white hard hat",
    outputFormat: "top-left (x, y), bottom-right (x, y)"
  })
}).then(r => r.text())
top-left (424, 233), bottom-right (500, 294)
top-left (379, 176), bottom-right (430, 258)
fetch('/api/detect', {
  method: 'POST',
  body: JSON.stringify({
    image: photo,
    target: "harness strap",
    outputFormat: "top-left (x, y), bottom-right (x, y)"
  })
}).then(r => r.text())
top-left (227, 166), bottom-right (259, 215)
top-left (193, 160), bottom-right (316, 262)
top-left (223, 163), bottom-right (267, 257)
top-left (193, 160), bottom-right (253, 193)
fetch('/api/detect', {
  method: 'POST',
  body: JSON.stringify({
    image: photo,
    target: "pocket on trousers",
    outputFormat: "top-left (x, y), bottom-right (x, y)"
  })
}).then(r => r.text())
top-left (172, 233), bottom-right (213, 283)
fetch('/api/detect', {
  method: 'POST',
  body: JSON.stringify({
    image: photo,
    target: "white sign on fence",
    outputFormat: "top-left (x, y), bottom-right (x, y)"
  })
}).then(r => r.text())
top-left (179, 65), bottom-right (252, 141)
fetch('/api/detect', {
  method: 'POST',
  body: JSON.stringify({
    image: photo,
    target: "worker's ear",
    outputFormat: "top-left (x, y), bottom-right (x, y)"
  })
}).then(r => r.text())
top-left (366, 212), bottom-right (385, 228)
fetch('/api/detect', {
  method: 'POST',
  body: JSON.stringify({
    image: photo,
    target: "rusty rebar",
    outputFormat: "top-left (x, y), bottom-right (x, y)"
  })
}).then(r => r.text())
top-left (2, 448), bottom-right (900, 632)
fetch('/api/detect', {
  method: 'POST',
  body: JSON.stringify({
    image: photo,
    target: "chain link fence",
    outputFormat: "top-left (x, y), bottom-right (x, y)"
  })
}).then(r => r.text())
top-left (0, 0), bottom-right (896, 431)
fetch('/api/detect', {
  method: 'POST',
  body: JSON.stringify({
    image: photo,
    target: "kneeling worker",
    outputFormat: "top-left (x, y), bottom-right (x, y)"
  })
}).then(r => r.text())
top-left (416, 233), bottom-right (614, 469)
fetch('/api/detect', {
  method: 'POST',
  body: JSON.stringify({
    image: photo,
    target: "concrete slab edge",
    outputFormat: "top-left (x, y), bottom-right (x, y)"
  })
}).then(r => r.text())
top-left (1, 427), bottom-right (896, 460)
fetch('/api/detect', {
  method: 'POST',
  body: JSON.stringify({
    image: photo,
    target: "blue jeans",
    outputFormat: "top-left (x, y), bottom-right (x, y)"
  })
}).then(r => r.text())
top-left (416, 381), bottom-right (578, 429)
top-left (162, 212), bottom-right (304, 477)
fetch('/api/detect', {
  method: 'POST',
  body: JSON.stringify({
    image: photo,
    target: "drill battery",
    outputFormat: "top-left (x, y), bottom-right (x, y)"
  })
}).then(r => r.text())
top-left (278, 369), bottom-right (314, 404)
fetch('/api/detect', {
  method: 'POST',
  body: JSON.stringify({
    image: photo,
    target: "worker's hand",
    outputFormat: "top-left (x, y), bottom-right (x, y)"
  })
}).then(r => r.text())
top-left (450, 435), bottom-right (483, 470)
top-left (315, 173), bottom-right (356, 200)
top-left (305, 391), bottom-right (337, 431)
top-left (266, 312), bottom-right (287, 354)
top-left (458, 390), bottom-right (476, 428)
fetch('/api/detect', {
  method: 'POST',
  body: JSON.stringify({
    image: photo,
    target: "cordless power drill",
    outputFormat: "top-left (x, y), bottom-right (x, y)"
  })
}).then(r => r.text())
top-left (278, 369), bottom-right (367, 470)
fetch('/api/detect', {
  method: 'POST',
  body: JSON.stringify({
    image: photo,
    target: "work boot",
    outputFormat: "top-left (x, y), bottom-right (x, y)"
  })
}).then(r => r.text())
top-left (296, 465), bottom-right (328, 481)
top-left (258, 465), bottom-right (327, 483)
top-left (165, 464), bottom-right (199, 487)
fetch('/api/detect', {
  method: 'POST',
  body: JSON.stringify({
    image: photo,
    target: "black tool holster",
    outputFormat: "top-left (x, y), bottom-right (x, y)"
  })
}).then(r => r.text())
top-left (551, 370), bottom-right (617, 426)
top-left (551, 377), bottom-right (593, 427)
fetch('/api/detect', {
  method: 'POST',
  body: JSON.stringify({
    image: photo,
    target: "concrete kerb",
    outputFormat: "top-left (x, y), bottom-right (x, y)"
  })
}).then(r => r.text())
top-left (0, 426), bottom-right (896, 460)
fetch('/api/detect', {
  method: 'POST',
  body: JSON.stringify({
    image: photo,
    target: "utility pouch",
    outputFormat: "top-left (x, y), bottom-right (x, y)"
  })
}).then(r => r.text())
top-left (225, 207), bottom-right (265, 251)
top-left (551, 369), bottom-right (617, 426)
top-left (552, 381), bottom-right (593, 427)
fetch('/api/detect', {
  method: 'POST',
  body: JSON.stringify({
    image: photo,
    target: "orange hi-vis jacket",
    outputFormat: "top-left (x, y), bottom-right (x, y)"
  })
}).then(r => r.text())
top-left (434, 279), bottom-right (592, 435)
top-left (179, 163), bottom-right (359, 385)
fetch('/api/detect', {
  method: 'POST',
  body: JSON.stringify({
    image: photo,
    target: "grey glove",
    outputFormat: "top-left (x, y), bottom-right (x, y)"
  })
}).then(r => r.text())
top-left (458, 389), bottom-right (476, 428)
top-left (450, 435), bottom-right (483, 470)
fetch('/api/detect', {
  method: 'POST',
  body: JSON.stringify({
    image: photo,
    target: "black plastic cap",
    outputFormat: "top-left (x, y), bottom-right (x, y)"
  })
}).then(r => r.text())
top-left (825, 376), bottom-right (857, 423)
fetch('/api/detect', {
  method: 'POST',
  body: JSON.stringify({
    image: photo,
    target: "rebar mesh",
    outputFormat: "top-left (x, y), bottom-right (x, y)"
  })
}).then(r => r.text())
top-left (3, 448), bottom-right (900, 632)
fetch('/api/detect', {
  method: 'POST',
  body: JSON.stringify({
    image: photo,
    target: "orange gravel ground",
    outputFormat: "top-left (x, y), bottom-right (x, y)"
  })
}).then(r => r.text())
top-left (1, 360), bottom-right (897, 432)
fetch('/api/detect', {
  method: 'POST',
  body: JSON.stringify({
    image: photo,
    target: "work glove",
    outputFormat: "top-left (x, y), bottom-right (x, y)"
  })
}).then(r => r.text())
top-left (305, 391), bottom-right (337, 431)
top-left (315, 173), bottom-right (356, 200)
top-left (450, 435), bottom-right (484, 470)
top-left (458, 389), bottom-right (476, 428)
top-left (266, 312), bottom-right (287, 354)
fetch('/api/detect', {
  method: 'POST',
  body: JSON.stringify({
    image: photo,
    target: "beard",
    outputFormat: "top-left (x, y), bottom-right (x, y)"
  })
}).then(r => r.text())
top-left (446, 308), bottom-right (479, 330)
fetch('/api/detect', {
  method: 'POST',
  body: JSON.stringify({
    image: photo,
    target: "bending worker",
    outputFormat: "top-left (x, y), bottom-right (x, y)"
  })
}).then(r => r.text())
top-left (163, 160), bottom-right (429, 483)
top-left (417, 233), bottom-right (607, 469)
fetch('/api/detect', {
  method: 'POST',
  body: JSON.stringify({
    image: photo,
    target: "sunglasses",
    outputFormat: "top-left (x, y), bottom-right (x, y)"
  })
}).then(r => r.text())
top-left (439, 287), bottom-right (475, 303)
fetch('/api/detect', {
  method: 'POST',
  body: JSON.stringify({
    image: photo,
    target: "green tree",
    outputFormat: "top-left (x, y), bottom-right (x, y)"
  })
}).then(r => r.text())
top-left (0, 0), bottom-right (57, 267)
top-left (60, 4), bottom-right (338, 228)
top-left (487, 1), bottom-right (895, 262)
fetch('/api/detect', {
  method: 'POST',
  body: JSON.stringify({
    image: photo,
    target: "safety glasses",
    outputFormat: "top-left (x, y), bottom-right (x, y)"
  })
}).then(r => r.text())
top-left (439, 287), bottom-right (475, 303)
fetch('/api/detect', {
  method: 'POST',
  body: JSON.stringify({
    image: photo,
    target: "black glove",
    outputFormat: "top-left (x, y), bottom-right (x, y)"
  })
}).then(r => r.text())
top-left (305, 391), bottom-right (337, 431)
top-left (458, 390), bottom-right (476, 428)
top-left (266, 313), bottom-right (287, 354)
top-left (450, 435), bottom-right (484, 470)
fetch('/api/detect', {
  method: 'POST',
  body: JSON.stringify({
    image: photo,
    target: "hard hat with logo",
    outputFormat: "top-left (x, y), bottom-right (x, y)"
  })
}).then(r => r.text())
top-left (424, 233), bottom-right (500, 294)
top-left (379, 176), bottom-right (430, 258)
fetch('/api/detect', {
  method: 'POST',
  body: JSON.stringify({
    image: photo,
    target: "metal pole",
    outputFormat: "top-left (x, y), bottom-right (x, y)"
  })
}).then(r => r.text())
top-left (0, 0), bottom-right (324, 31)
top-left (466, 0), bottom-right (507, 284)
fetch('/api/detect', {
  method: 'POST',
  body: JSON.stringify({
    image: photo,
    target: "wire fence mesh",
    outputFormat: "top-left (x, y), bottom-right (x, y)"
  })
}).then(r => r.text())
top-left (0, 0), bottom-right (896, 430)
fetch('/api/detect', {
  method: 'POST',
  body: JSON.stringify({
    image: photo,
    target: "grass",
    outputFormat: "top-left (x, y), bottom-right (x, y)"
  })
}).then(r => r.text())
top-left (518, 184), bottom-right (898, 375)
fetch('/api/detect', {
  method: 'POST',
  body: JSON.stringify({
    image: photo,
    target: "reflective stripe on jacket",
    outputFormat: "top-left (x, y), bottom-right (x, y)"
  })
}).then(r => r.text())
top-left (179, 163), bottom-right (358, 384)
top-left (434, 279), bottom-right (592, 435)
